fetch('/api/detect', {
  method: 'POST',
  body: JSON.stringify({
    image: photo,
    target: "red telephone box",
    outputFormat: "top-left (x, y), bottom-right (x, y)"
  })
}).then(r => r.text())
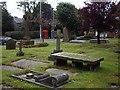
top-left (43, 30), bottom-right (48, 39)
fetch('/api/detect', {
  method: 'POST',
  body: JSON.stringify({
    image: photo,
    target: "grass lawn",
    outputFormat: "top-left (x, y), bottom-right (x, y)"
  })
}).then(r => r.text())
top-left (1, 38), bottom-right (119, 89)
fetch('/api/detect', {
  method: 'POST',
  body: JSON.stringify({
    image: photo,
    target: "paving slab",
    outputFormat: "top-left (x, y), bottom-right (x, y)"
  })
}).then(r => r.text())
top-left (12, 59), bottom-right (47, 68)
top-left (0, 65), bottom-right (22, 71)
top-left (69, 40), bottom-right (85, 43)
top-left (46, 68), bottom-right (78, 76)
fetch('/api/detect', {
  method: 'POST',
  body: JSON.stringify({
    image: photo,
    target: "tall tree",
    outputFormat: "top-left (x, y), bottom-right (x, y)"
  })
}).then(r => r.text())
top-left (17, 0), bottom-right (53, 39)
top-left (56, 2), bottom-right (79, 41)
top-left (79, 2), bottom-right (117, 44)
top-left (1, 2), bottom-right (14, 35)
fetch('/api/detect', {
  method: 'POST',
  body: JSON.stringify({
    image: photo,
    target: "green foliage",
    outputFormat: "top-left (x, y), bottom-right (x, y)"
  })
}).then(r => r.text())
top-left (5, 31), bottom-right (40, 40)
top-left (17, 1), bottom-right (53, 32)
top-left (36, 42), bottom-right (49, 47)
top-left (22, 40), bottom-right (34, 45)
top-left (56, 2), bottom-right (79, 32)
top-left (30, 31), bottom-right (40, 39)
top-left (2, 8), bottom-right (14, 35)
top-left (5, 31), bottom-right (24, 40)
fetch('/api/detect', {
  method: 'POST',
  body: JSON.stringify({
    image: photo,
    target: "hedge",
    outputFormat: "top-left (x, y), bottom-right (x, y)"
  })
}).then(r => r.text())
top-left (5, 31), bottom-right (40, 40)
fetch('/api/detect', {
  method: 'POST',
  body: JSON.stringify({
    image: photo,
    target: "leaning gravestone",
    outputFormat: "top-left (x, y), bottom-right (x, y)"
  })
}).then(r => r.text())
top-left (63, 27), bottom-right (69, 42)
top-left (6, 39), bottom-right (16, 50)
top-left (16, 40), bottom-right (24, 56)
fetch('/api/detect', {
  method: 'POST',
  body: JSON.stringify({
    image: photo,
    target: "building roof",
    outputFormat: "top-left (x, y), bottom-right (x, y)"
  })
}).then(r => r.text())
top-left (13, 17), bottom-right (23, 24)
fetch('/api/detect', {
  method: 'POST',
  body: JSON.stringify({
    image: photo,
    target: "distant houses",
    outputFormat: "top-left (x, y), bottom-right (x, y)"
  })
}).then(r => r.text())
top-left (13, 17), bottom-right (23, 31)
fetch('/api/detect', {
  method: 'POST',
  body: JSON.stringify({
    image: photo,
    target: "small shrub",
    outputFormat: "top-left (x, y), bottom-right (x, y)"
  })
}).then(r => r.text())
top-left (22, 40), bottom-right (34, 45)
top-left (22, 45), bottom-right (35, 48)
top-left (5, 31), bottom-right (24, 40)
top-left (36, 42), bottom-right (49, 47)
top-left (5, 31), bottom-right (40, 40)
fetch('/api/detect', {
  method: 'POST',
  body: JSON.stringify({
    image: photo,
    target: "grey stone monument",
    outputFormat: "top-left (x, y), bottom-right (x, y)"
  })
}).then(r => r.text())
top-left (16, 40), bottom-right (24, 56)
top-left (63, 27), bottom-right (69, 42)
top-left (53, 29), bottom-right (62, 53)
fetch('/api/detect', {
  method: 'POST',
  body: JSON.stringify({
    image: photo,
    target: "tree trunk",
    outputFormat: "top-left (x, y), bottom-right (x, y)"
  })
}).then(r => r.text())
top-left (97, 30), bottom-right (100, 44)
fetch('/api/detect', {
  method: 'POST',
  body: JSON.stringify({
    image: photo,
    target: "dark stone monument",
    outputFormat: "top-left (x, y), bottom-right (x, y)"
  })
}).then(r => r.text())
top-left (6, 39), bottom-right (16, 50)
top-left (16, 40), bottom-right (24, 56)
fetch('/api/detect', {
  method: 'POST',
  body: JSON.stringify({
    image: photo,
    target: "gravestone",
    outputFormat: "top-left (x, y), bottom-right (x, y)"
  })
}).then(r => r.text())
top-left (53, 29), bottom-right (62, 53)
top-left (63, 27), bottom-right (69, 42)
top-left (6, 39), bottom-right (16, 49)
top-left (16, 40), bottom-right (24, 56)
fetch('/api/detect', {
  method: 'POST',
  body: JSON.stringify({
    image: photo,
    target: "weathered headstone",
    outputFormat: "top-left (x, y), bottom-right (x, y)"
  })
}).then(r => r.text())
top-left (53, 29), bottom-right (62, 53)
top-left (6, 39), bottom-right (16, 50)
top-left (63, 27), bottom-right (69, 42)
top-left (16, 40), bottom-right (24, 56)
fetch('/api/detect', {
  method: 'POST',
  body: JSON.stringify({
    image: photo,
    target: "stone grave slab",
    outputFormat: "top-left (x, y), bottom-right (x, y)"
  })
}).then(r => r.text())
top-left (46, 68), bottom-right (78, 76)
top-left (69, 40), bottom-right (85, 44)
top-left (11, 70), bottom-right (69, 89)
top-left (12, 59), bottom-right (46, 68)
top-left (0, 65), bottom-right (22, 71)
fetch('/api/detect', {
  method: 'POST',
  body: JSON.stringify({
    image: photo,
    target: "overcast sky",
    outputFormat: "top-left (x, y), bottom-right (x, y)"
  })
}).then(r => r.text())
top-left (1, 0), bottom-right (87, 18)
top-left (1, 0), bottom-right (119, 18)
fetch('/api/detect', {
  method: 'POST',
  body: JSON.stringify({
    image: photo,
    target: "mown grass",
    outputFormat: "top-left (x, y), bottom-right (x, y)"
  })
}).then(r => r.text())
top-left (1, 38), bottom-right (119, 89)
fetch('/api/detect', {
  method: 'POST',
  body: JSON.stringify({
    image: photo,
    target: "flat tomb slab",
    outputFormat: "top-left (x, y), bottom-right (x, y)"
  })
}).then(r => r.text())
top-left (11, 70), bottom-right (69, 89)
top-left (49, 52), bottom-right (104, 63)
top-left (90, 39), bottom-right (109, 43)
top-left (49, 52), bottom-right (104, 70)
top-left (69, 40), bottom-right (85, 43)
top-left (12, 59), bottom-right (46, 68)
top-left (0, 65), bottom-right (22, 71)
top-left (46, 68), bottom-right (78, 76)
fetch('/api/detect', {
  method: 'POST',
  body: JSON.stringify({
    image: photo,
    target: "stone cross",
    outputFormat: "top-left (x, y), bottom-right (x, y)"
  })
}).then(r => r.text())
top-left (16, 40), bottom-right (24, 56)
top-left (52, 29), bottom-right (62, 53)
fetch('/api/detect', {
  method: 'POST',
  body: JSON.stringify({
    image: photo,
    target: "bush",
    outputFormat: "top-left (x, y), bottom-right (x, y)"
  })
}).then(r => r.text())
top-left (22, 40), bottom-right (34, 45)
top-left (5, 31), bottom-right (24, 40)
top-left (5, 31), bottom-right (40, 40)
top-left (30, 31), bottom-right (40, 39)
top-left (36, 42), bottom-right (49, 47)
top-left (17, 44), bottom-right (36, 48)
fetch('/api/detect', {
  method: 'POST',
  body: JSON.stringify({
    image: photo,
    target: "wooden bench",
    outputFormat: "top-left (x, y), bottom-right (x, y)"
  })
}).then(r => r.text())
top-left (48, 52), bottom-right (104, 71)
